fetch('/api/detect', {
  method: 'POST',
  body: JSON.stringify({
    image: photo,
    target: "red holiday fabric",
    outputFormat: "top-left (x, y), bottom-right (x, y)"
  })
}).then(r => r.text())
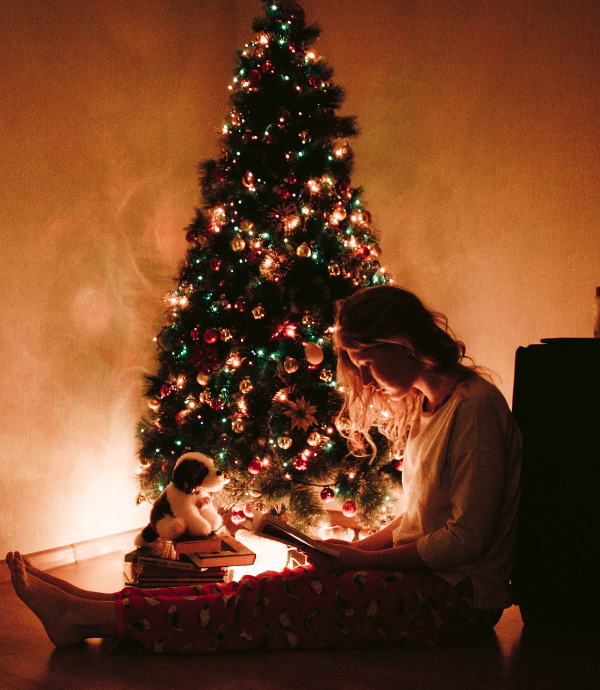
top-left (108, 566), bottom-right (502, 654)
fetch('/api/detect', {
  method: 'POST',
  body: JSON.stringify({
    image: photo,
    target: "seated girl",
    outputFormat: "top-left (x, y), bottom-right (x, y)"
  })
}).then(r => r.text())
top-left (7, 284), bottom-right (521, 653)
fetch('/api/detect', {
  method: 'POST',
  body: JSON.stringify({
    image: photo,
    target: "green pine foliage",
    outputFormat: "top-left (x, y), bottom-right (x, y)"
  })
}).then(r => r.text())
top-left (136, 0), bottom-right (400, 531)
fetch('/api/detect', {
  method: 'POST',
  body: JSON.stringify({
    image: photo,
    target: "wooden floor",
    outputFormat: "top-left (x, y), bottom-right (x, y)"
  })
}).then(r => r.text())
top-left (1, 552), bottom-right (597, 690)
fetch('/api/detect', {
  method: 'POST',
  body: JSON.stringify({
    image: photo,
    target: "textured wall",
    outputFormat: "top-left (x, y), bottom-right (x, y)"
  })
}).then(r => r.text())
top-left (1, 0), bottom-right (598, 555)
top-left (0, 0), bottom-right (237, 555)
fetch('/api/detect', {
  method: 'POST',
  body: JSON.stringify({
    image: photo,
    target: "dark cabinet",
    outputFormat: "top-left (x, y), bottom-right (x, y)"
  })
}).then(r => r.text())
top-left (512, 339), bottom-right (600, 627)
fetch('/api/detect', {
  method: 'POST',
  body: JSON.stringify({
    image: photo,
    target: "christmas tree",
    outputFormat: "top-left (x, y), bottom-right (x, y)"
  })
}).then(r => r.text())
top-left (137, 0), bottom-right (400, 532)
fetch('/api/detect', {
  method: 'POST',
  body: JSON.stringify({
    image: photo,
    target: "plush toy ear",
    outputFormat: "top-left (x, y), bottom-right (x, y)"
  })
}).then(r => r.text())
top-left (173, 457), bottom-right (209, 493)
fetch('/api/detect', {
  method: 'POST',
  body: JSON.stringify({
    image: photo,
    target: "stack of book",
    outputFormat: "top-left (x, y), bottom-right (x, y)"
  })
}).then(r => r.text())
top-left (123, 534), bottom-right (256, 588)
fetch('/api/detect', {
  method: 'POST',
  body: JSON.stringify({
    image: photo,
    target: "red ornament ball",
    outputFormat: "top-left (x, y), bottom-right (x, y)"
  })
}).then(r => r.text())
top-left (243, 503), bottom-right (254, 518)
top-left (204, 328), bottom-right (218, 344)
top-left (293, 455), bottom-right (308, 471)
top-left (261, 60), bottom-right (274, 74)
top-left (248, 458), bottom-right (263, 475)
top-left (211, 166), bottom-right (226, 182)
top-left (320, 487), bottom-right (335, 503)
top-left (231, 510), bottom-right (247, 525)
top-left (394, 458), bottom-right (404, 471)
top-left (277, 188), bottom-right (292, 200)
top-left (234, 299), bottom-right (246, 312)
top-left (309, 75), bottom-right (322, 88)
top-left (247, 250), bottom-right (263, 265)
top-left (160, 384), bottom-right (172, 398)
top-left (185, 229), bottom-right (198, 244)
top-left (263, 132), bottom-right (276, 145)
top-left (209, 257), bottom-right (222, 271)
top-left (342, 501), bottom-right (357, 518)
top-left (247, 69), bottom-right (262, 84)
top-left (191, 327), bottom-right (200, 341)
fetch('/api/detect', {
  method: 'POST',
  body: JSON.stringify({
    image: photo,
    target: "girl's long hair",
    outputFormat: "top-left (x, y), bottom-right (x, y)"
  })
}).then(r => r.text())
top-left (333, 285), bottom-right (473, 459)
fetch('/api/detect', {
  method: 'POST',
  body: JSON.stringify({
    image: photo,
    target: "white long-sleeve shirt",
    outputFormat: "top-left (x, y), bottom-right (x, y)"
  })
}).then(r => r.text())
top-left (393, 374), bottom-right (522, 609)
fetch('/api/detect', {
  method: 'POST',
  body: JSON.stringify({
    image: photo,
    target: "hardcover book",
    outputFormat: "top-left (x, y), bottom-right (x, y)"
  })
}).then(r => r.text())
top-left (174, 536), bottom-right (223, 554)
top-left (255, 515), bottom-right (339, 557)
top-left (183, 534), bottom-right (256, 568)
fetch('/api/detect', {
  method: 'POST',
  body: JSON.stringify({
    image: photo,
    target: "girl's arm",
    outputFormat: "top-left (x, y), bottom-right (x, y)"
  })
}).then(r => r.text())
top-left (306, 540), bottom-right (425, 574)
top-left (350, 515), bottom-right (400, 550)
top-left (326, 514), bottom-right (417, 551)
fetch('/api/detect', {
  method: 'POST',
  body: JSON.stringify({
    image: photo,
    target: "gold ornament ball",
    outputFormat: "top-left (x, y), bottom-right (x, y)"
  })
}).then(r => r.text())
top-left (277, 435), bottom-right (293, 450)
top-left (328, 263), bottom-right (341, 277)
top-left (284, 357), bottom-right (299, 374)
top-left (232, 417), bottom-right (246, 434)
top-left (220, 328), bottom-right (233, 341)
top-left (320, 368), bottom-right (333, 383)
top-left (239, 377), bottom-right (253, 394)
top-left (240, 219), bottom-right (255, 232)
top-left (147, 396), bottom-right (161, 411)
top-left (296, 242), bottom-right (311, 258)
top-left (231, 236), bottom-right (246, 252)
top-left (253, 305), bottom-right (265, 319)
top-left (307, 431), bottom-right (320, 446)
top-left (304, 341), bottom-right (324, 365)
top-left (302, 312), bottom-right (315, 327)
top-left (332, 206), bottom-right (347, 222)
top-left (334, 142), bottom-right (350, 157)
top-left (197, 372), bottom-right (210, 386)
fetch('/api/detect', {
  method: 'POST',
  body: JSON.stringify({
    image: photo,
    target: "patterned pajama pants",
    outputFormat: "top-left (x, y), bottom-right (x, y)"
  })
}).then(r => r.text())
top-left (109, 567), bottom-right (503, 654)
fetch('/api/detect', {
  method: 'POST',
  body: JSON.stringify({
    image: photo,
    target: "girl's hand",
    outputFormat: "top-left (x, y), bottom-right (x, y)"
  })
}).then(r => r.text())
top-left (304, 543), bottom-right (367, 574)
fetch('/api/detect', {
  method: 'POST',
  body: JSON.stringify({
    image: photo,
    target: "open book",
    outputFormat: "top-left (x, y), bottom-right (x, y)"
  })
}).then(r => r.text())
top-left (255, 514), bottom-right (339, 557)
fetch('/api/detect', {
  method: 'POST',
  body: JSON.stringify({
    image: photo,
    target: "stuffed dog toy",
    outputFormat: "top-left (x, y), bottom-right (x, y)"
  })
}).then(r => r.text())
top-left (136, 452), bottom-right (226, 546)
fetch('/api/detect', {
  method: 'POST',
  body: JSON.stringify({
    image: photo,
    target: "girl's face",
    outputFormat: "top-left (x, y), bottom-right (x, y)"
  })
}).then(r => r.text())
top-left (346, 343), bottom-right (423, 401)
